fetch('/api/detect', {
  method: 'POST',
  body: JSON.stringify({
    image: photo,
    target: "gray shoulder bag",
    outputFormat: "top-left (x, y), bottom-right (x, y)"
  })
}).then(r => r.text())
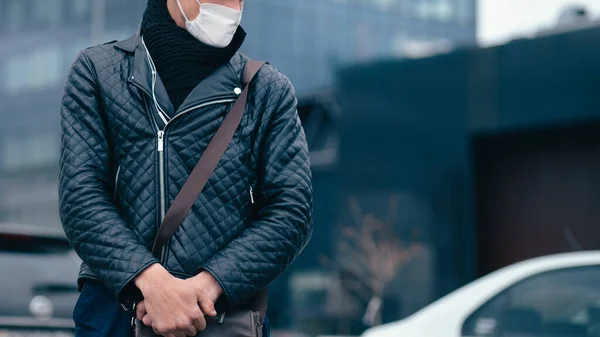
top-left (135, 60), bottom-right (268, 337)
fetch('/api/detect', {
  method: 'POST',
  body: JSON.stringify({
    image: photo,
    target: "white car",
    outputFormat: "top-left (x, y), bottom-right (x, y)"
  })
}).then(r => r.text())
top-left (362, 251), bottom-right (600, 337)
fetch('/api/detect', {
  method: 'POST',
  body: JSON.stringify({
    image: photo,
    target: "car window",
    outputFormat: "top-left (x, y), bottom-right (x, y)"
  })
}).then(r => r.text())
top-left (0, 232), bottom-right (80, 319)
top-left (462, 266), bottom-right (600, 337)
top-left (0, 230), bottom-right (74, 253)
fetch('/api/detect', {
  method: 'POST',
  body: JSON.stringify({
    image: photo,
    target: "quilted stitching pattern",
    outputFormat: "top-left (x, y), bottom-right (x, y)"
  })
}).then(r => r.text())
top-left (59, 49), bottom-right (159, 300)
top-left (58, 38), bottom-right (313, 307)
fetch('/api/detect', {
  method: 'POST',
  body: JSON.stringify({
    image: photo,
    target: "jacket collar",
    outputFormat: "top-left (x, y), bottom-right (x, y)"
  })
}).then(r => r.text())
top-left (114, 25), bottom-right (249, 115)
top-left (114, 22), bottom-right (142, 53)
top-left (114, 25), bottom-right (174, 116)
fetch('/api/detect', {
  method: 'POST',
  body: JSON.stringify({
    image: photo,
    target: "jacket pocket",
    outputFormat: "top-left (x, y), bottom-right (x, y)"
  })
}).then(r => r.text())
top-left (113, 165), bottom-right (121, 201)
top-left (249, 184), bottom-right (255, 205)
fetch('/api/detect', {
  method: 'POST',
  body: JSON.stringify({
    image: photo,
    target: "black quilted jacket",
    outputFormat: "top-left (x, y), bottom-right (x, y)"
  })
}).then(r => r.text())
top-left (58, 31), bottom-right (313, 308)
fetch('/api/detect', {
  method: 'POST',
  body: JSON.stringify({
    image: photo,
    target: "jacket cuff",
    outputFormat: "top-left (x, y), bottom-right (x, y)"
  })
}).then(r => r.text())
top-left (116, 259), bottom-right (159, 305)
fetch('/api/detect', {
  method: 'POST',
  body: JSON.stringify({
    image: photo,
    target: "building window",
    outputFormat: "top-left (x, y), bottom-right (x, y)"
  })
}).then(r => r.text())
top-left (1, 132), bottom-right (59, 171)
top-left (289, 271), bottom-right (332, 324)
top-left (414, 0), bottom-right (455, 22)
top-left (455, 0), bottom-right (473, 26)
top-left (3, 0), bottom-right (64, 34)
top-left (66, 0), bottom-right (92, 23)
top-left (1, 0), bottom-right (93, 35)
top-left (327, 0), bottom-right (401, 12)
top-left (4, 46), bottom-right (61, 95)
top-left (462, 266), bottom-right (600, 336)
top-left (31, 0), bottom-right (63, 30)
top-left (3, 0), bottom-right (27, 34)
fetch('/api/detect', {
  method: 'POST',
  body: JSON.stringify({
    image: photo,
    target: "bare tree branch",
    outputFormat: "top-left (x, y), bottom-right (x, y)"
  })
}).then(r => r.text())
top-left (326, 195), bottom-right (424, 327)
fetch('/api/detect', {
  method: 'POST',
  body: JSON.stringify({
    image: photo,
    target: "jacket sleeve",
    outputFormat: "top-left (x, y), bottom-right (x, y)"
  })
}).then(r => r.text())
top-left (201, 72), bottom-right (313, 308)
top-left (58, 51), bottom-right (159, 300)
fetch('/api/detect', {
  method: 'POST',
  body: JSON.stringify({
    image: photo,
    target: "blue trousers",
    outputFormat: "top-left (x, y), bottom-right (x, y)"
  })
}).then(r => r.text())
top-left (74, 280), bottom-right (270, 337)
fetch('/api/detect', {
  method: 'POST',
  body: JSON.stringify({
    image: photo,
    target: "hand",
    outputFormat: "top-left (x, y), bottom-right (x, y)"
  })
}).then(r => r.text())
top-left (136, 300), bottom-right (150, 325)
top-left (187, 271), bottom-right (223, 316)
top-left (135, 264), bottom-right (207, 337)
top-left (135, 301), bottom-right (162, 335)
top-left (135, 272), bottom-right (223, 327)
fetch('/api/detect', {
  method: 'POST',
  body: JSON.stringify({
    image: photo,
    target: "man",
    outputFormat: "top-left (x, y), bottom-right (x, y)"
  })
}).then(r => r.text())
top-left (58, 0), bottom-right (313, 336)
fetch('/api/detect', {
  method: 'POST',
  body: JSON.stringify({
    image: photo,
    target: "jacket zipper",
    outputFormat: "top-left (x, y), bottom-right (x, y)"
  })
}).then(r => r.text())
top-left (155, 98), bottom-right (238, 217)
top-left (129, 82), bottom-right (236, 262)
top-left (154, 99), bottom-right (236, 263)
top-left (157, 130), bottom-right (165, 221)
top-left (249, 185), bottom-right (255, 204)
top-left (137, 39), bottom-right (239, 263)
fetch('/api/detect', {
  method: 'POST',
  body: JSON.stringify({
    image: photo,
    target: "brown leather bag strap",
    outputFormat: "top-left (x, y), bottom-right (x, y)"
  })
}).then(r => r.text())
top-left (152, 60), bottom-right (265, 257)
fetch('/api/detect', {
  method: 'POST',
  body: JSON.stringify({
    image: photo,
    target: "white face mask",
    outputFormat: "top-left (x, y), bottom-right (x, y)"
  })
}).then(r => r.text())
top-left (176, 0), bottom-right (242, 48)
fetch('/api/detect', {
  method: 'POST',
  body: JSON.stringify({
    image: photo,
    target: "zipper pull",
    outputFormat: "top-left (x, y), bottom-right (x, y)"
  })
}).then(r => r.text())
top-left (250, 186), bottom-right (255, 204)
top-left (218, 312), bottom-right (226, 324)
top-left (157, 131), bottom-right (164, 152)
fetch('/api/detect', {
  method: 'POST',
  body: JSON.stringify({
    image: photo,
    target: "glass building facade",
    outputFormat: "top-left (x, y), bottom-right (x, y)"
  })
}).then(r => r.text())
top-left (0, 0), bottom-right (148, 228)
top-left (0, 0), bottom-right (476, 229)
top-left (243, 0), bottom-right (476, 92)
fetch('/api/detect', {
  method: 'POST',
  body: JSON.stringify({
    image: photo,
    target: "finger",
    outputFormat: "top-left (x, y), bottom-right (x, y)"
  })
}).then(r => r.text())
top-left (136, 301), bottom-right (146, 320)
top-left (198, 297), bottom-right (217, 317)
top-left (152, 326), bottom-right (163, 336)
top-left (192, 311), bottom-right (207, 332)
top-left (142, 314), bottom-right (152, 326)
top-left (184, 324), bottom-right (198, 337)
top-left (153, 325), bottom-right (170, 337)
top-left (163, 331), bottom-right (180, 337)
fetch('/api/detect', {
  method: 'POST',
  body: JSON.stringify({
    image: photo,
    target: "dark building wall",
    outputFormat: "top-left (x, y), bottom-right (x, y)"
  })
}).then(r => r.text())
top-left (334, 25), bottom-right (600, 312)
top-left (468, 27), bottom-right (600, 133)
top-left (473, 123), bottom-right (600, 275)
top-left (336, 52), bottom-right (472, 300)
